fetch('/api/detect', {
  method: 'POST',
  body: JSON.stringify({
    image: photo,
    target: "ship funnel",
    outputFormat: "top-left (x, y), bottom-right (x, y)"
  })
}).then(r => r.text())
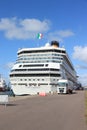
top-left (51, 41), bottom-right (59, 48)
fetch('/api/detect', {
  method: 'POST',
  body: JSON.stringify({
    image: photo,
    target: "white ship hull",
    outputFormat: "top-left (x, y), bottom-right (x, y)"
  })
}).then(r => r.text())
top-left (11, 85), bottom-right (52, 95)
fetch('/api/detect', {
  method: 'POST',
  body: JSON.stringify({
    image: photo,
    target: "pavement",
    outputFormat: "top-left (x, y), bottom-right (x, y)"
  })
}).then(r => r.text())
top-left (0, 91), bottom-right (87, 130)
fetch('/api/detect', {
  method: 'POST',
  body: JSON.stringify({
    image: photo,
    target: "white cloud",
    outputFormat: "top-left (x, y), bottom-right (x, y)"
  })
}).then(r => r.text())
top-left (0, 17), bottom-right (50, 39)
top-left (72, 46), bottom-right (87, 86)
top-left (78, 74), bottom-right (87, 87)
top-left (57, 30), bottom-right (74, 37)
top-left (76, 65), bottom-right (87, 70)
top-left (0, 18), bottom-right (16, 30)
top-left (48, 30), bottom-right (74, 42)
top-left (72, 46), bottom-right (87, 62)
top-left (20, 19), bottom-right (50, 32)
top-left (0, 17), bottom-right (75, 41)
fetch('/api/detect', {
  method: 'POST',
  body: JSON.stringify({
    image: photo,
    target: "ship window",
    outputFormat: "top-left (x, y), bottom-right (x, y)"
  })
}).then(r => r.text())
top-left (38, 83), bottom-right (48, 85)
top-left (45, 64), bottom-right (48, 67)
top-left (62, 50), bottom-right (66, 53)
top-left (19, 65), bottom-right (22, 67)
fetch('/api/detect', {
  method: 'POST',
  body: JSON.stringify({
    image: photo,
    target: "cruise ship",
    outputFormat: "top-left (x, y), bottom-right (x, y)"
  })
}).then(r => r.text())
top-left (9, 41), bottom-right (78, 95)
top-left (0, 75), bottom-right (7, 91)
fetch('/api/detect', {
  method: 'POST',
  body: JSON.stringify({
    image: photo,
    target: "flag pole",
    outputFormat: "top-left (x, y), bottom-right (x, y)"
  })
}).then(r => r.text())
top-left (37, 33), bottom-right (43, 47)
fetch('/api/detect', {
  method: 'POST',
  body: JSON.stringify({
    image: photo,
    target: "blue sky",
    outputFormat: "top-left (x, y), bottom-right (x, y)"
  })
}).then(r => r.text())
top-left (0, 0), bottom-right (87, 86)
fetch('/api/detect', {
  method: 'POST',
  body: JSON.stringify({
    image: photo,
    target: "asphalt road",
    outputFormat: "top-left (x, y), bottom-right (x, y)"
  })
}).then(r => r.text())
top-left (0, 91), bottom-right (87, 130)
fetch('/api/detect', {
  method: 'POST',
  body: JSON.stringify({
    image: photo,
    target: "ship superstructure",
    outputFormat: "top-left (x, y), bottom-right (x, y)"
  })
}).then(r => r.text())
top-left (9, 41), bottom-right (78, 95)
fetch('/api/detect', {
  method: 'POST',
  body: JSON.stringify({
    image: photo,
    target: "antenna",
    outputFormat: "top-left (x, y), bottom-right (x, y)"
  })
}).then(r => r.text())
top-left (62, 45), bottom-right (65, 48)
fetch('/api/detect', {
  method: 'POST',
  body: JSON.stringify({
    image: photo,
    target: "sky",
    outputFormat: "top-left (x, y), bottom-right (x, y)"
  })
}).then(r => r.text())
top-left (0, 0), bottom-right (87, 86)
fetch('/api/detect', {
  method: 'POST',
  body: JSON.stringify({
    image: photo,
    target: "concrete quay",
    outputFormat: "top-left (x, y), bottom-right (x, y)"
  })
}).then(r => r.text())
top-left (0, 91), bottom-right (87, 130)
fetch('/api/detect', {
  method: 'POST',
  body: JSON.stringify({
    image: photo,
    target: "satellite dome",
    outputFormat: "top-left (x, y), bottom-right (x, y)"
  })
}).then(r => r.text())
top-left (45, 42), bottom-right (50, 47)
